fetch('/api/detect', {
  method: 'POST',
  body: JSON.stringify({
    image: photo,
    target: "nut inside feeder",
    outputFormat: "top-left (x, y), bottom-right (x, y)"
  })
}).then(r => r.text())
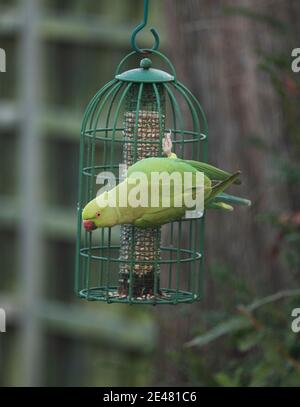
top-left (119, 93), bottom-right (165, 299)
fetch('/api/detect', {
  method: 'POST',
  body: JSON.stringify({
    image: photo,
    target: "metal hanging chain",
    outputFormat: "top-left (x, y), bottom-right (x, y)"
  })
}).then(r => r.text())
top-left (131, 0), bottom-right (160, 54)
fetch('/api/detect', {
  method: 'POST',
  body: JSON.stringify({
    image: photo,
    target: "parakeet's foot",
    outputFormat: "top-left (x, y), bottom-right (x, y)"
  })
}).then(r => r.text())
top-left (163, 129), bottom-right (173, 157)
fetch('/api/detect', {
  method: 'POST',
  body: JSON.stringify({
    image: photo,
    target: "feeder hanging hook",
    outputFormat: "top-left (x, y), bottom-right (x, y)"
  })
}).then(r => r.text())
top-left (131, 0), bottom-right (160, 53)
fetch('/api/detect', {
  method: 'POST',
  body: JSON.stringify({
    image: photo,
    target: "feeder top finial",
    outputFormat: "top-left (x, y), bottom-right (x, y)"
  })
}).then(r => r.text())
top-left (115, 54), bottom-right (174, 83)
top-left (140, 58), bottom-right (152, 70)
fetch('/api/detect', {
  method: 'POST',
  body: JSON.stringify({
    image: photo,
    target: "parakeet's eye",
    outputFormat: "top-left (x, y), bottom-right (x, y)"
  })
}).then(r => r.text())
top-left (96, 212), bottom-right (101, 218)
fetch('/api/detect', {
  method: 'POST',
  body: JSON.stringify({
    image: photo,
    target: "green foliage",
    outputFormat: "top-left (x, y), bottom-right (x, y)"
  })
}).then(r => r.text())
top-left (184, 273), bottom-right (300, 386)
top-left (185, 317), bottom-right (251, 348)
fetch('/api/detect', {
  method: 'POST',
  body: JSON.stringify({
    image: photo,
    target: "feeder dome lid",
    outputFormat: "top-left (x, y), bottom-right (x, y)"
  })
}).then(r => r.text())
top-left (115, 58), bottom-right (174, 83)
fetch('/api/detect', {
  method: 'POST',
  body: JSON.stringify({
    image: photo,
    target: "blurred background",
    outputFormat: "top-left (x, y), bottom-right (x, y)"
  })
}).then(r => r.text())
top-left (0, 0), bottom-right (300, 387)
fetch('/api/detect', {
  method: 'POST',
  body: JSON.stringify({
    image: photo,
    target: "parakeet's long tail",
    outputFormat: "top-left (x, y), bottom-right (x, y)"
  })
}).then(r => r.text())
top-left (208, 193), bottom-right (252, 211)
top-left (214, 193), bottom-right (251, 207)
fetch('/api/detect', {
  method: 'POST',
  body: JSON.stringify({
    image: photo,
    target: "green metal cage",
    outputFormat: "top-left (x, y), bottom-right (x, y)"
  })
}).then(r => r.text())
top-left (75, 48), bottom-right (208, 305)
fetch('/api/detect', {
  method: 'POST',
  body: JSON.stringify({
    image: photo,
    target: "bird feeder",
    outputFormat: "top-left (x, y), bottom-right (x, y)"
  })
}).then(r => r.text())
top-left (75, 0), bottom-right (208, 304)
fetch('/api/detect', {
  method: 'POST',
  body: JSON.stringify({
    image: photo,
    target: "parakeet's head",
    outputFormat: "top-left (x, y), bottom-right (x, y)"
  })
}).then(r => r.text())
top-left (82, 193), bottom-right (118, 230)
top-left (82, 199), bottom-right (102, 231)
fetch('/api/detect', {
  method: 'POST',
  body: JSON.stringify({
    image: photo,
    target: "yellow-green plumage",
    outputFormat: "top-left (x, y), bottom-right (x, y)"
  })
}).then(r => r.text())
top-left (82, 157), bottom-right (247, 229)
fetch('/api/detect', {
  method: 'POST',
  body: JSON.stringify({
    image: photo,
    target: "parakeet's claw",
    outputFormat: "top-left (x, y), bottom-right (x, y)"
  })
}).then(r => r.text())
top-left (163, 129), bottom-right (173, 157)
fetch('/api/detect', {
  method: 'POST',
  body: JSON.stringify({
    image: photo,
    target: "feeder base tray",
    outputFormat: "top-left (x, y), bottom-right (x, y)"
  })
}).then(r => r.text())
top-left (79, 286), bottom-right (198, 304)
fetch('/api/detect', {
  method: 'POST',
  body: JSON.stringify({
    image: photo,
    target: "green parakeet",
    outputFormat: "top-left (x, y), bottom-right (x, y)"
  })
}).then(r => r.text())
top-left (82, 155), bottom-right (250, 230)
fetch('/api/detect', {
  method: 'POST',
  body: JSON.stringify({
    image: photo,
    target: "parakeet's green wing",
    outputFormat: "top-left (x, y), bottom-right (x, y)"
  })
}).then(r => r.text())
top-left (127, 157), bottom-right (211, 193)
top-left (127, 157), bottom-right (211, 227)
top-left (176, 158), bottom-right (241, 185)
top-left (127, 157), bottom-right (196, 178)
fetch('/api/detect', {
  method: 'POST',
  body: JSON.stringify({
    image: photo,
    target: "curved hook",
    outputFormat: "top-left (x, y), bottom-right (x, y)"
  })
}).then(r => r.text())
top-left (130, 0), bottom-right (160, 53)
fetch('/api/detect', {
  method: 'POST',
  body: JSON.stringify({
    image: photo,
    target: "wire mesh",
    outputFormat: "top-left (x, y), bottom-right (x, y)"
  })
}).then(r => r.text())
top-left (75, 52), bottom-right (208, 305)
top-left (118, 84), bottom-right (164, 300)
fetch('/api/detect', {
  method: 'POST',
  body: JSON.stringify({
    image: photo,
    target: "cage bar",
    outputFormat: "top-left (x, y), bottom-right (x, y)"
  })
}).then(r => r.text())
top-left (75, 51), bottom-right (208, 305)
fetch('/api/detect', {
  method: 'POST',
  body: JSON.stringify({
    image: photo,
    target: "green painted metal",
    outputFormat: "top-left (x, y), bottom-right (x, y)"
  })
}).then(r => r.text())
top-left (116, 57), bottom-right (174, 83)
top-left (115, 50), bottom-right (177, 80)
top-left (75, 48), bottom-right (208, 305)
top-left (130, 0), bottom-right (160, 53)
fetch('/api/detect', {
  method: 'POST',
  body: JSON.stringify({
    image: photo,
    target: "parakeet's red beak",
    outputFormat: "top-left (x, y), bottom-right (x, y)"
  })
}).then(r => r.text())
top-left (83, 220), bottom-right (97, 231)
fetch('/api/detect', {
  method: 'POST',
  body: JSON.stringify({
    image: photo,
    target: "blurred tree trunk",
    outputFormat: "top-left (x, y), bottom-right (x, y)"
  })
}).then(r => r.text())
top-left (153, 0), bottom-right (298, 385)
